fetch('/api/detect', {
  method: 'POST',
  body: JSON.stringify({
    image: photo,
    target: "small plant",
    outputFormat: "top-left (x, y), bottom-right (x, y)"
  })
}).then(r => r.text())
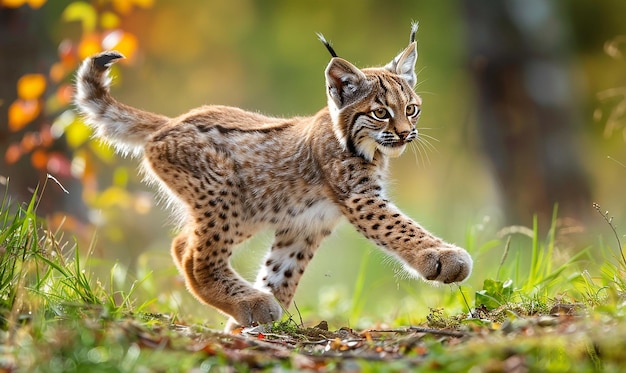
top-left (473, 208), bottom-right (588, 313)
top-left (591, 203), bottom-right (626, 301)
top-left (0, 186), bottom-right (46, 328)
top-left (475, 279), bottom-right (514, 310)
top-left (593, 202), bottom-right (625, 268)
top-left (0, 181), bottom-right (153, 332)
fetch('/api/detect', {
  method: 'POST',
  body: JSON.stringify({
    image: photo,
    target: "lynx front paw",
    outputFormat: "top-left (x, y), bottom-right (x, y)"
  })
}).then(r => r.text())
top-left (229, 292), bottom-right (283, 328)
top-left (411, 246), bottom-right (473, 284)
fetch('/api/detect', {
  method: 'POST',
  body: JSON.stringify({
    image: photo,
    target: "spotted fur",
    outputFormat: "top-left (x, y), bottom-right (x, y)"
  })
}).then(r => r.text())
top-left (74, 26), bottom-right (472, 330)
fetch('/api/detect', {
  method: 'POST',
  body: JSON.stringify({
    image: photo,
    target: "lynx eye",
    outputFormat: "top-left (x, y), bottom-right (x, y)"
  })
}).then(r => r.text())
top-left (406, 104), bottom-right (420, 118)
top-left (370, 108), bottom-right (390, 120)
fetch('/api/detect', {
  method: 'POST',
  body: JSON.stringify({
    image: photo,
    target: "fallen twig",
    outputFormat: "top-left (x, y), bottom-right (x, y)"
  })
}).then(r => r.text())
top-left (366, 326), bottom-right (467, 338)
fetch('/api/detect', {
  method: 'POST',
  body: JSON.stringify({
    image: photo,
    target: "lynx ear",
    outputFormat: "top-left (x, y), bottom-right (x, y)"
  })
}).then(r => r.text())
top-left (325, 57), bottom-right (368, 108)
top-left (385, 42), bottom-right (418, 87)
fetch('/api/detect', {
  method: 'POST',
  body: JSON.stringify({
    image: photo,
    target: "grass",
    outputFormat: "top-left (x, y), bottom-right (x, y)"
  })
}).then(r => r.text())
top-left (2, 187), bottom-right (626, 372)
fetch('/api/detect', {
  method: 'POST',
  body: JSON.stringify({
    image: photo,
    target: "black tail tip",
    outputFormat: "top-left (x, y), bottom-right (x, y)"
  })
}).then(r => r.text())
top-left (93, 51), bottom-right (125, 71)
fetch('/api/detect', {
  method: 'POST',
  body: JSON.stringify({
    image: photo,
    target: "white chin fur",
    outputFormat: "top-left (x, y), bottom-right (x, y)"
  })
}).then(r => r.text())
top-left (378, 144), bottom-right (406, 158)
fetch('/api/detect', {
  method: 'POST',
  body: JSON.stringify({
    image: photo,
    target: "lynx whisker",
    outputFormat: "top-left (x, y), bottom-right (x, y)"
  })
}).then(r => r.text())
top-left (417, 132), bottom-right (440, 152)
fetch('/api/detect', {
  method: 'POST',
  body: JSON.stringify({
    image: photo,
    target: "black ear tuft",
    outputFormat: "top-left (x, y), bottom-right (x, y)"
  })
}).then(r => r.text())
top-left (409, 22), bottom-right (418, 43)
top-left (93, 51), bottom-right (125, 71)
top-left (316, 33), bottom-right (338, 58)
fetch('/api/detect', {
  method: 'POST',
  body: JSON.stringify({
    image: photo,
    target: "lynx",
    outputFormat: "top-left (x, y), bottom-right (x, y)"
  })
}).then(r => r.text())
top-left (75, 24), bottom-right (472, 329)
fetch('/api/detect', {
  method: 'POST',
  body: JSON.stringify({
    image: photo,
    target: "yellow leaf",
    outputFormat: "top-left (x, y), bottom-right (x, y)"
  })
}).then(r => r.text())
top-left (89, 140), bottom-right (116, 163)
top-left (97, 186), bottom-right (132, 208)
top-left (8, 99), bottom-right (41, 132)
top-left (65, 118), bottom-right (92, 148)
top-left (62, 2), bottom-right (97, 33)
top-left (100, 11), bottom-right (121, 29)
top-left (132, 0), bottom-right (153, 8)
top-left (17, 74), bottom-right (46, 100)
top-left (112, 167), bottom-right (128, 187)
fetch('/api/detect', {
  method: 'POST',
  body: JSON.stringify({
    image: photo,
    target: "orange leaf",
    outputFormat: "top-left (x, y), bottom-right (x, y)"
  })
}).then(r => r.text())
top-left (56, 84), bottom-right (74, 106)
top-left (78, 34), bottom-right (102, 60)
top-left (8, 99), bottom-right (41, 132)
top-left (20, 132), bottom-right (40, 152)
top-left (40, 124), bottom-right (54, 147)
top-left (363, 330), bottom-right (373, 342)
top-left (5, 143), bottom-right (22, 164)
top-left (132, 0), bottom-right (153, 8)
top-left (1, 0), bottom-right (27, 8)
top-left (31, 149), bottom-right (48, 170)
top-left (17, 74), bottom-right (46, 100)
top-left (26, 0), bottom-right (46, 9)
top-left (111, 0), bottom-right (132, 15)
top-left (49, 62), bottom-right (67, 83)
top-left (58, 39), bottom-right (77, 68)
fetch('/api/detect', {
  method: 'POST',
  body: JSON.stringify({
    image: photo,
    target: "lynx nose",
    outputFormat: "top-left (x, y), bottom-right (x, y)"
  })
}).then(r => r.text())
top-left (397, 130), bottom-right (411, 141)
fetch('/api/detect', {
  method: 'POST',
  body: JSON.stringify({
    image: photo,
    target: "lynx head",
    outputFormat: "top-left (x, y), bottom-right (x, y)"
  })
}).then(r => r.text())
top-left (321, 24), bottom-right (421, 162)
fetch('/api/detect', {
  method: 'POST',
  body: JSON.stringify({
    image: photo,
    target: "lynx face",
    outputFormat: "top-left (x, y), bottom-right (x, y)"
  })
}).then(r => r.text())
top-left (324, 34), bottom-right (421, 161)
top-left (354, 70), bottom-right (422, 160)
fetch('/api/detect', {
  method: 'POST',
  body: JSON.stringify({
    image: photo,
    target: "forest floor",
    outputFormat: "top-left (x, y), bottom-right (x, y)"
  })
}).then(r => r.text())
top-left (2, 192), bottom-right (626, 372)
top-left (2, 298), bottom-right (625, 372)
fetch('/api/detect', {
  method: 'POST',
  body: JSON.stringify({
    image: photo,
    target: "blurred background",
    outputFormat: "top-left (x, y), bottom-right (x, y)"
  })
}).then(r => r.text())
top-left (1, 0), bottom-right (625, 328)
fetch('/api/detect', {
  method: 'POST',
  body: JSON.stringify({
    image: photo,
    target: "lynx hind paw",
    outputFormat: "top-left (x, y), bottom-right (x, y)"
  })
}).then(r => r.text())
top-left (93, 51), bottom-right (125, 71)
top-left (229, 293), bottom-right (283, 330)
top-left (411, 245), bottom-right (473, 284)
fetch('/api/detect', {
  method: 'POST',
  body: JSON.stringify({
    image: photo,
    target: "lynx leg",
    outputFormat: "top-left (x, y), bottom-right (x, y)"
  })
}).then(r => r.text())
top-left (255, 226), bottom-right (332, 307)
top-left (144, 126), bottom-right (282, 327)
top-left (179, 229), bottom-right (282, 327)
top-left (341, 192), bottom-right (472, 283)
top-left (224, 225), bottom-right (335, 330)
top-left (171, 229), bottom-right (190, 273)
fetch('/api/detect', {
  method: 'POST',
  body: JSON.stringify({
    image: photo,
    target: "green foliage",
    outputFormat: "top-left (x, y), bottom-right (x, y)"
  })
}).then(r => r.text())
top-left (0, 183), bottom-right (157, 332)
top-left (0, 186), bottom-right (41, 327)
top-left (470, 208), bottom-right (592, 316)
top-left (8, 317), bottom-right (209, 373)
top-left (475, 279), bottom-right (514, 310)
top-left (349, 251), bottom-right (370, 323)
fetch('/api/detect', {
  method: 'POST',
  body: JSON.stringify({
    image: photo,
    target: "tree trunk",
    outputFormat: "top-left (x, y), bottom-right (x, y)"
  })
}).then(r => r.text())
top-left (462, 0), bottom-right (591, 229)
